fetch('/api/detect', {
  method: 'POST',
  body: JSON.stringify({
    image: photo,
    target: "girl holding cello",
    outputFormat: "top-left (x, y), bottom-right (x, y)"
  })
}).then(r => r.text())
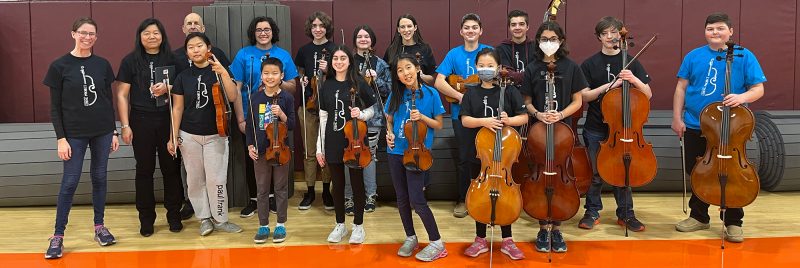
top-left (520, 21), bottom-right (588, 253)
top-left (385, 54), bottom-right (446, 261)
top-left (461, 48), bottom-right (528, 260)
top-left (316, 45), bottom-right (376, 244)
top-left (166, 32), bottom-right (241, 236)
top-left (245, 57), bottom-right (295, 243)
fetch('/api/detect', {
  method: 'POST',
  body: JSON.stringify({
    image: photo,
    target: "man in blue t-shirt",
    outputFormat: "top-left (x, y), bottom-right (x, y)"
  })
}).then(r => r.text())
top-left (434, 13), bottom-right (492, 218)
top-left (672, 12), bottom-right (766, 243)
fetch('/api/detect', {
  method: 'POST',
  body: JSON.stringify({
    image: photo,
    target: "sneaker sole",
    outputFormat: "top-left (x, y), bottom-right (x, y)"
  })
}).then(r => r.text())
top-left (416, 249), bottom-right (448, 262)
top-left (500, 248), bottom-right (524, 260)
top-left (578, 219), bottom-right (600, 229)
top-left (327, 231), bottom-right (348, 243)
top-left (200, 229), bottom-right (213, 236)
top-left (453, 211), bottom-right (468, 218)
top-left (553, 247), bottom-right (567, 253)
top-left (273, 237), bottom-right (286, 243)
top-left (239, 212), bottom-right (255, 218)
top-left (324, 206), bottom-right (335, 210)
top-left (397, 245), bottom-right (419, 257)
top-left (44, 252), bottom-right (63, 259)
top-left (94, 236), bottom-right (116, 246)
top-left (676, 224), bottom-right (710, 232)
top-left (254, 238), bottom-right (267, 244)
top-left (298, 205), bottom-right (312, 210)
top-left (616, 219), bottom-right (646, 232)
top-left (464, 247), bottom-right (488, 257)
top-left (535, 246), bottom-right (550, 253)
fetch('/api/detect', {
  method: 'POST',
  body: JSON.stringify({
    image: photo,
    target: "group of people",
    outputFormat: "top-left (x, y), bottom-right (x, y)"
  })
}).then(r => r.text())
top-left (44, 7), bottom-right (765, 264)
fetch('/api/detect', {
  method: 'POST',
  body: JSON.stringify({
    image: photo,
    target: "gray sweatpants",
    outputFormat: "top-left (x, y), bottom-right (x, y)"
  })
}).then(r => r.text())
top-left (254, 157), bottom-right (289, 225)
top-left (179, 131), bottom-right (230, 223)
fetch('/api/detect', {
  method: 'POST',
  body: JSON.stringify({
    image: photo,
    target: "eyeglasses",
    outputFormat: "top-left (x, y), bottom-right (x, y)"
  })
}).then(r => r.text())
top-left (75, 31), bottom-right (97, 37)
top-left (255, 28), bottom-right (272, 34)
top-left (539, 37), bottom-right (560, 43)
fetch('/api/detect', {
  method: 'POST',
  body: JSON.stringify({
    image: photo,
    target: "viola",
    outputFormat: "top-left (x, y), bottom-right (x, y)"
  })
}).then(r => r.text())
top-left (445, 74), bottom-right (480, 103)
top-left (307, 48), bottom-right (327, 112)
top-left (208, 51), bottom-right (232, 137)
top-left (342, 87), bottom-right (372, 169)
top-left (402, 84), bottom-right (433, 171)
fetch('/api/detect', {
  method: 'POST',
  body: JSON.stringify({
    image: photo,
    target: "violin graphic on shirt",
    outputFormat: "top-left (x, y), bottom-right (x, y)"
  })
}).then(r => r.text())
top-left (333, 89), bottom-right (346, 131)
top-left (80, 66), bottom-right (97, 107)
top-left (701, 58), bottom-right (718, 96)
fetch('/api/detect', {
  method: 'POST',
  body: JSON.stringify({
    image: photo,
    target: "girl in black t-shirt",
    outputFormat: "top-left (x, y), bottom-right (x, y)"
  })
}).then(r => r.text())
top-left (383, 14), bottom-right (437, 85)
top-left (315, 45), bottom-right (376, 244)
top-left (114, 18), bottom-right (183, 238)
top-left (519, 21), bottom-right (589, 254)
top-left (460, 48), bottom-right (528, 260)
top-left (167, 33), bottom-right (241, 236)
top-left (43, 17), bottom-right (119, 260)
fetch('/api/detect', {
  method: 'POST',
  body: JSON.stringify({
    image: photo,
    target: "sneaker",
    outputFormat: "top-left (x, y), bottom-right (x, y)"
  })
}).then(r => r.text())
top-left (416, 242), bottom-right (448, 262)
top-left (345, 198), bottom-right (355, 216)
top-left (273, 225), bottom-right (287, 243)
top-left (180, 200), bottom-right (194, 220)
top-left (578, 214), bottom-right (600, 229)
top-left (535, 229), bottom-right (551, 252)
top-left (140, 224), bottom-right (154, 237)
top-left (169, 221), bottom-right (183, 233)
top-left (724, 225), bottom-right (744, 243)
top-left (214, 222), bottom-right (243, 233)
top-left (322, 191), bottom-right (335, 210)
top-left (676, 217), bottom-right (710, 232)
top-left (365, 195), bottom-right (377, 213)
top-left (500, 238), bottom-right (524, 260)
top-left (199, 219), bottom-right (214, 236)
top-left (298, 192), bottom-right (315, 210)
top-left (463, 236), bottom-right (488, 257)
top-left (453, 202), bottom-right (468, 218)
top-left (94, 225), bottom-right (116, 246)
top-left (397, 236), bottom-right (419, 257)
top-left (240, 199), bottom-right (257, 218)
top-left (44, 236), bottom-right (63, 259)
top-left (349, 224), bottom-right (366, 244)
top-left (253, 226), bottom-right (269, 244)
top-left (551, 230), bottom-right (567, 252)
top-left (617, 217), bottom-right (646, 232)
top-left (269, 195), bottom-right (277, 214)
top-left (326, 223), bottom-right (348, 243)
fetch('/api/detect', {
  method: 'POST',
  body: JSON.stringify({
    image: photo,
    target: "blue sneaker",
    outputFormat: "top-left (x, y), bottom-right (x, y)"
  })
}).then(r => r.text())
top-left (94, 225), bottom-right (116, 246)
top-left (253, 226), bottom-right (269, 244)
top-left (535, 229), bottom-right (550, 252)
top-left (551, 230), bottom-right (567, 253)
top-left (273, 225), bottom-right (287, 243)
top-left (44, 236), bottom-right (63, 259)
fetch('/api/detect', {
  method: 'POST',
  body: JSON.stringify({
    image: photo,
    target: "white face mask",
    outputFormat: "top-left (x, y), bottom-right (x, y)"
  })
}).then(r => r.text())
top-left (539, 41), bottom-right (560, 57)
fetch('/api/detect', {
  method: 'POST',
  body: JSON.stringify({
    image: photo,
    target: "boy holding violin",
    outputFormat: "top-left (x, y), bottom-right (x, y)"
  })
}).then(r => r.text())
top-left (578, 16), bottom-right (652, 232)
top-left (672, 12), bottom-right (765, 243)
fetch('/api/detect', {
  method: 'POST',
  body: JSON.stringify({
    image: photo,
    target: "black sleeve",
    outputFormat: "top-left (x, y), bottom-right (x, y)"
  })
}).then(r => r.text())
top-left (631, 59), bottom-right (651, 84)
top-left (459, 90), bottom-right (475, 119)
top-left (508, 86), bottom-right (527, 116)
top-left (294, 46), bottom-right (305, 70)
top-left (116, 54), bottom-right (135, 83)
top-left (283, 93), bottom-right (296, 130)
top-left (519, 66), bottom-right (534, 97)
top-left (571, 62), bottom-right (589, 94)
top-left (580, 59), bottom-right (593, 87)
top-left (44, 60), bottom-right (66, 139)
top-left (358, 80), bottom-right (376, 108)
top-left (496, 44), bottom-right (512, 67)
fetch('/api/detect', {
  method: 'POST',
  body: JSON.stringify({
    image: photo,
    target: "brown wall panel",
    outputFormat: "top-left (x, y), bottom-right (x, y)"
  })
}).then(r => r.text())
top-left (566, 0), bottom-right (623, 62)
top-left (332, 0), bottom-right (391, 57)
top-left (91, 1), bottom-right (153, 77)
top-left (390, 0), bottom-right (449, 67)
top-left (740, 0), bottom-right (795, 110)
top-left (30, 1), bottom-right (91, 123)
top-left (280, 0), bottom-right (333, 59)
top-left (0, 2), bottom-right (34, 123)
top-left (626, 0), bottom-right (683, 109)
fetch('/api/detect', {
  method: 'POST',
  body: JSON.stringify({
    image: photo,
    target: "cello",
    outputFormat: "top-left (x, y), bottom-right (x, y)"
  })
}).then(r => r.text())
top-left (596, 27), bottom-right (658, 235)
top-left (691, 40), bottom-right (759, 248)
top-left (342, 87), bottom-right (372, 169)
top-left (208, 52), bottom-right (232, 137)
top-left (402, 83), bottom-right (433, 171)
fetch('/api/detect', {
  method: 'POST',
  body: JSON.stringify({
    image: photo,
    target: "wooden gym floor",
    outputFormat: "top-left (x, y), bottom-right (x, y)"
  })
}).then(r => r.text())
top-left (1, 182), bottom-right (798, 267)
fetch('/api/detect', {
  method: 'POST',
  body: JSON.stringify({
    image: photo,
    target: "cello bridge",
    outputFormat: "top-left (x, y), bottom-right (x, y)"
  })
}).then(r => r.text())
top-left (489, 174), bottom-right (503, 179)
top-left (620, 138), bottom-right (633, 143)
top-left (716, 154), bottom-right (732, 159)
top-left (543, 171), bottom-right (557, 176)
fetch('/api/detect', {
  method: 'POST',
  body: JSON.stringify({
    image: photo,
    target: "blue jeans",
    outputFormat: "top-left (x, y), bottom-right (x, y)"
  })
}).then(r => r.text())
top-left (582, 129), bottom-right (634, 219)
top-left (345, 131), bottom-right (379, 199)
top-left (53, 132), bottom-right (113, 236)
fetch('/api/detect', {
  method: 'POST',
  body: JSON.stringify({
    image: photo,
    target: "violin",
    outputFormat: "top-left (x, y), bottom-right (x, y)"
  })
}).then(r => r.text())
top-left (522, 61), bottom-right (580, 223)
top-left (208, 51), bottom-right (232, 137)
top-left (261, 53), bottom-right (291, 166)
top-left (691, 40), bottom-right (759, 209)
top-left (465, 69), bottom-right (523, 227)
top-left (342, 87), bottom-right (372, 169)
top-left (445, 74), bottom-right (480, 103)
top-left (402, 83), bottom-right (433, 171)
top-left (307, 48), bottom-right (327, 112)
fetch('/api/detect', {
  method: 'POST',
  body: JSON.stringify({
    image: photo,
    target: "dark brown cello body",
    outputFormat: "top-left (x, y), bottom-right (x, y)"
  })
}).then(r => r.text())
top-left (569, 112), bottom-right (592, 195)
top-left (691, 41), bottom-right (759, 208)
top-left (342, 87), bottom-right (372, 169)
top-left (402, 86), bottom-right (433, 171)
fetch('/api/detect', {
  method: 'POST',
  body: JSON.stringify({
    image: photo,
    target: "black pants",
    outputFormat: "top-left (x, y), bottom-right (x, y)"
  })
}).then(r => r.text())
top-left (684, 128), bottom-right (744, 227)
top-left (130, 111), bottom-right (183, 226)
top-left (242, 131), bottom-right (258, 200)
top-left (330, 163), bottom-right (365, 225)
top-left (453, 118), bottom-right (472, 201)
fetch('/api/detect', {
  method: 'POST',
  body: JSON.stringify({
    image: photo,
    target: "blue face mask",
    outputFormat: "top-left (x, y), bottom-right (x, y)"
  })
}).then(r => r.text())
top-left (477, 67), bottom-right (497, 82)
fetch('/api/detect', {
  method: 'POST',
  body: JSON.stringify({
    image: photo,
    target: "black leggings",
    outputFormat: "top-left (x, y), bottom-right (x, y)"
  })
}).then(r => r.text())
top-left (330, 163), bottom-right (365, 225)
top-left (476, 222), bottom-right (512, 238)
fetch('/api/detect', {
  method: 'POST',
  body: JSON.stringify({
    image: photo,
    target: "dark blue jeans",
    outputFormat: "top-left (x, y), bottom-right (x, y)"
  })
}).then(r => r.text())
top-left (53, 132), bottom-right (113, 236)
top-left (388, 154), bottom-right (441, 241)
top-left (582, 129), bottom-right (635, 219)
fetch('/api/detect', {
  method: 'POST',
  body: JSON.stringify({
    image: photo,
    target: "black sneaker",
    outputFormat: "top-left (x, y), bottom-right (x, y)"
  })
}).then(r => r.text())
top-left (617, 217), bottom-right (646, 232)
top-left (180, 200), bottom-right (194, 220)
top-left (535, 229), bottom-right (550, 252)
top-left (578, 214), bottom-right (600, 229)
top-left (551, 230), bottom-right (567, 253)
top-left (322, 191), bottom-right (334, 210)
top-left (344, 198), bottom-right (355, 216)
top-left (140, 224), bottom-right (154, 237)
top-left (44, 236), bottom-right (63, 259)
top-left (298, 192), bottom-right (314, 210)
top-left (269, 195), bottom-right (277, 214)
top-left (169, 221), bottom-right (184, 233)
top-left (364, 195), bottom-right (377, 213)
top-left (240, 199), bottom-right (257, 218)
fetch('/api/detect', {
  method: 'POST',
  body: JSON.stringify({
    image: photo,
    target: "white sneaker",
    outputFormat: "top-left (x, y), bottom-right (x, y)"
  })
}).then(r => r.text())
top-left (349, 224), bottom-right (366, 244)
top-left (326, 223), bottom-right (348, 243)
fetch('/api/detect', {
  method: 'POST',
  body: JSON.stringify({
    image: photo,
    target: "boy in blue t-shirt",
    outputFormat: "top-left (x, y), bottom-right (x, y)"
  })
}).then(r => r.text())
top-left (672, 12), bottom-right (766, 243)
top-left (434, 13), bottom-right (492, 218)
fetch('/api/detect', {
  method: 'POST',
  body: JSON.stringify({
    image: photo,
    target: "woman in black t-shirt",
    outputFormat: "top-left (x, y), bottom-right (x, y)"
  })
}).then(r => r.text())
top-left (115, 18), bottom-right (183, 237)
top-left (519, 21), bottom-right (589, 254)
top-left (167, 33), bottom-right (241, 236)
top-left (43, 17), bottom-right (118, 260)
top-left (315, 45), bottom-right (376, 244)
top-left (384, 14), bottom-right (437, 85)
